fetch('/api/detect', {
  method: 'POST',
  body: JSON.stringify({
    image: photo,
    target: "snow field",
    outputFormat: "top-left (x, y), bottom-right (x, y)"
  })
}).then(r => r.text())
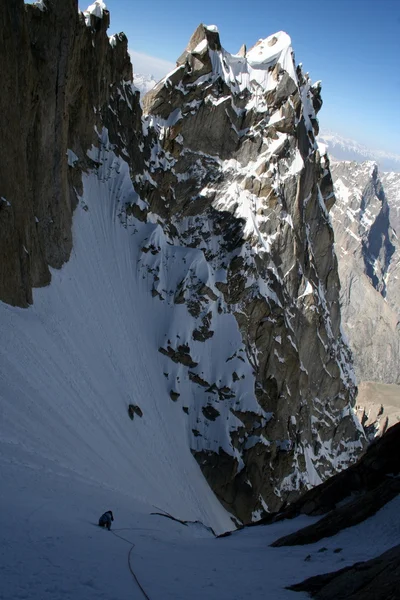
top-left (0, 138), bottom-right (232, 534)
top-left (2, 447), bottom-right (400, 599)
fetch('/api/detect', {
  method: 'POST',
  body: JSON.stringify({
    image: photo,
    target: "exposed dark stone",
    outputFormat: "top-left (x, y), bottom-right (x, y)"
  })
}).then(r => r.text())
top-left (170, 391), bottom-right (180, 402)
top-left (272, 477), bottom-right (399, 547)
top-left (128, 404), bottom-right (143, 420)
top-left (202, 405), bottom-right (221, 421)
top-left (0, 0), bottom-right (137, 307)
top-left (267, 423), bottom-right (400, 545)
top-left (288, 544), bottom-right (400, 600)
top-left (159, 345), bottom-right (198, 368)
top-left (188, 372), bottom-right (210, 387)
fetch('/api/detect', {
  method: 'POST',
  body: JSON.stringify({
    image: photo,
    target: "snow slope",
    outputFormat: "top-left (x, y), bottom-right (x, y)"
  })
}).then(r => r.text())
top-left (2, 436), bottom-right (399, 599)
top-left (0, 136), bottom-right (232, 534)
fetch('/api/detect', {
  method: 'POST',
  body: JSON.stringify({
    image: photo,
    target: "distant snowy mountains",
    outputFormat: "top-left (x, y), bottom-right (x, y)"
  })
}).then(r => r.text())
top-left (133, 73), bottom-right (157, 96)
top-left (329, 160), bottom-right (400, 385)
top-left (318, 131), bottom-right (400, 173)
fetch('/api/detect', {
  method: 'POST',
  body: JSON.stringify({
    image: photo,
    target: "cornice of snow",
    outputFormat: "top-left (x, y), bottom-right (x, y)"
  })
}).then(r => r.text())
top-left (83, 0), bottom-right (107, 26)
top-left (158, 28), bottom-right (297, 98)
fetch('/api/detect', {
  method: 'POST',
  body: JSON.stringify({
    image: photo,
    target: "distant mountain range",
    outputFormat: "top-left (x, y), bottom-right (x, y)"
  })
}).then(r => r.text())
top-left (133, 72), bottom-right (157, 96)
top-left (318, 131), bottom-right (400, 173)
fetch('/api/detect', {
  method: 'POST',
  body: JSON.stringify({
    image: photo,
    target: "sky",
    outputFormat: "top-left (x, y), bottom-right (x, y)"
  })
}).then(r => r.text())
top-left (76, 0), bottom-right (400, 155)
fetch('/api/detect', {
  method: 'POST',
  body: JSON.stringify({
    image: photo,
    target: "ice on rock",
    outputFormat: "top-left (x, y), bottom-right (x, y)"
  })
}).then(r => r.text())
top-left (246, 31), bottom-right (297, 82)
top-left (32, 0), bottom-right (46, 10)
top-left (67, 149), bottom-right (79, 167)
top-left (193, 39), bottom-right (208, 54)
top-left (155, 28), bottom-right (297, 102)
top-left (83, 0), bottom-right (107, 26)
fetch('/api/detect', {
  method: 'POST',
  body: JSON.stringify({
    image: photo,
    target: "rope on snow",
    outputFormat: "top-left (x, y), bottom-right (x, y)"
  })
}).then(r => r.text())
top-left (110, 530), bottom-right (151, 600)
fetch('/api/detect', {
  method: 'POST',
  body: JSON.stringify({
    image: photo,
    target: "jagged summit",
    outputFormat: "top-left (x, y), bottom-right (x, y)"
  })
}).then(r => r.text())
top-left (144, 26), bottom-right (299, 118)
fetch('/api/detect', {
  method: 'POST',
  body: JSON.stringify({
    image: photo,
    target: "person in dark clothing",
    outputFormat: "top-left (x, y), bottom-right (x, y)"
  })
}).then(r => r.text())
top-left (98, 510), bottom-right (114, 530)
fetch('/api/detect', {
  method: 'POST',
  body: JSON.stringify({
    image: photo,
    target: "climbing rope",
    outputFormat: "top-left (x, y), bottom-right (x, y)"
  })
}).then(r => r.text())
top-left (110, 530), bottom-right (151, 600)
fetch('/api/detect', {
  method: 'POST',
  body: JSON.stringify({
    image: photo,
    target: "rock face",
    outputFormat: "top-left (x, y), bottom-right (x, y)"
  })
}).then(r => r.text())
top-left (0, 0), bottom-right (139, 306)
top-left (381, 171), bottom-right (400, 235)
top-left (267, 421), bottom-right (400, 542)
top-left (136, 26), bottom-right (365, 520)
top-left (289, 543), bottom-right (400, 600)
top-left (0, 7), bottom-right (365, 523)
top-left (329, 160), bottom-right (400, 384)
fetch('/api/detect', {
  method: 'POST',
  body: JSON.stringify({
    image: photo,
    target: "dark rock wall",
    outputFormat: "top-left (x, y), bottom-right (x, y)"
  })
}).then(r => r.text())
top-left (0, 0), bottom-right (138, 306)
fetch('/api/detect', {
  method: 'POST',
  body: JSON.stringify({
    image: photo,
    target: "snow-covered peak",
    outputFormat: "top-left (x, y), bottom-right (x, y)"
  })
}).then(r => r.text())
top-left (246, 31), bottom-right (297, 83)
top-left (83, 0), bottom-right (107, 26)
top-left (158, 26), bottom-right (297, 100)
top-left (32, 0), bottom-right (46, 10)
top-left (213, 30), bottom-right (296, 94)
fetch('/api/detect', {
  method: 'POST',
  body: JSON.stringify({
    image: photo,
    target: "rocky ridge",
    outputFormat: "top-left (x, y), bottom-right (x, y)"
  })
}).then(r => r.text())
top-left (289, 544), bottom-right (400, 600)
top-left (0, 3), bottom-right (365, 522)
top-left (381, 170), bottom-right (400, 234)
top-left (269, 421), bottom-right (400, 545)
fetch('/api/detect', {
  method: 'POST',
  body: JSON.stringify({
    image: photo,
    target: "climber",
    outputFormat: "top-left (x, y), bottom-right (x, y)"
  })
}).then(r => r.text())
top-left (98, 510), bottom-right (114, 530)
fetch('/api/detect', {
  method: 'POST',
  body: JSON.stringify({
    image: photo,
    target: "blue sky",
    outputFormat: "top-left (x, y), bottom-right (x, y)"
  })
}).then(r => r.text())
top-left (79, 1), bottom-right (396, 154)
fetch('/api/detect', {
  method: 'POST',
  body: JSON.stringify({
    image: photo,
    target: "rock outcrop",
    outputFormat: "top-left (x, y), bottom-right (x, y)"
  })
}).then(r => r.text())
top-left (381, 171), bottom-right (400, 234)
top-left (288, 543), bottom-right (400, 600)
top-left (262, 422), bottom-right (400, 542)
top-left (0, 6), bottom-right (365, 523)
top-left (329, 160), bottom-right (400, 384)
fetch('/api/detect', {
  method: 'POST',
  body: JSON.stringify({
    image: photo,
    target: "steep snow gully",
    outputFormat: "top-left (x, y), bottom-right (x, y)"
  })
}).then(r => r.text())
top-left (1, 3), bottom-right (396, 599)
